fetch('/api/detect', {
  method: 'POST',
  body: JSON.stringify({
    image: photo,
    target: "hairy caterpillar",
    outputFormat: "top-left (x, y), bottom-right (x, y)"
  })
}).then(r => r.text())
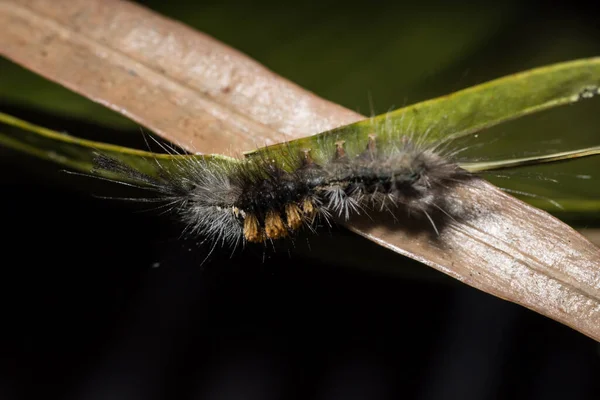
top-left (94, 126), bottom-right (472, 249)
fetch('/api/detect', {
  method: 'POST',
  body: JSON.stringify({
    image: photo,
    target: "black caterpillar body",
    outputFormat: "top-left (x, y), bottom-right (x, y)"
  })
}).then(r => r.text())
top-left (95, 134), bottom-right (469, 247)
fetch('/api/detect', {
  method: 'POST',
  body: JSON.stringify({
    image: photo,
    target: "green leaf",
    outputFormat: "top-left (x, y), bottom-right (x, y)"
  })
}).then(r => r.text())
top-left (0, 111), bottom-right (238, 184)
top-left (247, 57), bottom-right (600, 158)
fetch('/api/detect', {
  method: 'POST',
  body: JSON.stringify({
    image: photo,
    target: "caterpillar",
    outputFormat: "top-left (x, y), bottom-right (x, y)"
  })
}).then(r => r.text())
top-left (93, 126), bottom-right (472, 249)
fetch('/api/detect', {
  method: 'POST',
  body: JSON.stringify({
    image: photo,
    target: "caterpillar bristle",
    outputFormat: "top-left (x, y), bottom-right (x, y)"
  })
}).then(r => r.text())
top-left (301, 198), bottom-right (318, 222)
top-left (285, 203), bottom-right (304, 230)
top-left (243, 213), bottom-right (264, 243)
top-left (264, 210), bottom-right (288, 240)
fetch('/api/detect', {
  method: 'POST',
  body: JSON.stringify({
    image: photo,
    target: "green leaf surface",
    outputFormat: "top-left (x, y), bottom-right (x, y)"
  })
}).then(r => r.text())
top-left (0, 111), bottom-right (238, 184)
top-left (247, 57), bottom-right (600, 159)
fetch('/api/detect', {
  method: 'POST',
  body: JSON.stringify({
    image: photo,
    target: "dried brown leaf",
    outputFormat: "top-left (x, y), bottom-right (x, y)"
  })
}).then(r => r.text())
top-left (1, 0), bottom-right (599, 340)
top-left (0, 0), bottom-right (362, 153)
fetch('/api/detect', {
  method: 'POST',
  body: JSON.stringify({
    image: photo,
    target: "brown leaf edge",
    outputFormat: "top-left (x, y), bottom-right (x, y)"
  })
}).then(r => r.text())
top-left (1, 0), bottom-right (599, 341)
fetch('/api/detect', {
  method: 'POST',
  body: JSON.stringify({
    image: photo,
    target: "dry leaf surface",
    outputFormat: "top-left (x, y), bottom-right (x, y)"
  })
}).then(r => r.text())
top-left (1, 0), bottom-right (599, 340)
